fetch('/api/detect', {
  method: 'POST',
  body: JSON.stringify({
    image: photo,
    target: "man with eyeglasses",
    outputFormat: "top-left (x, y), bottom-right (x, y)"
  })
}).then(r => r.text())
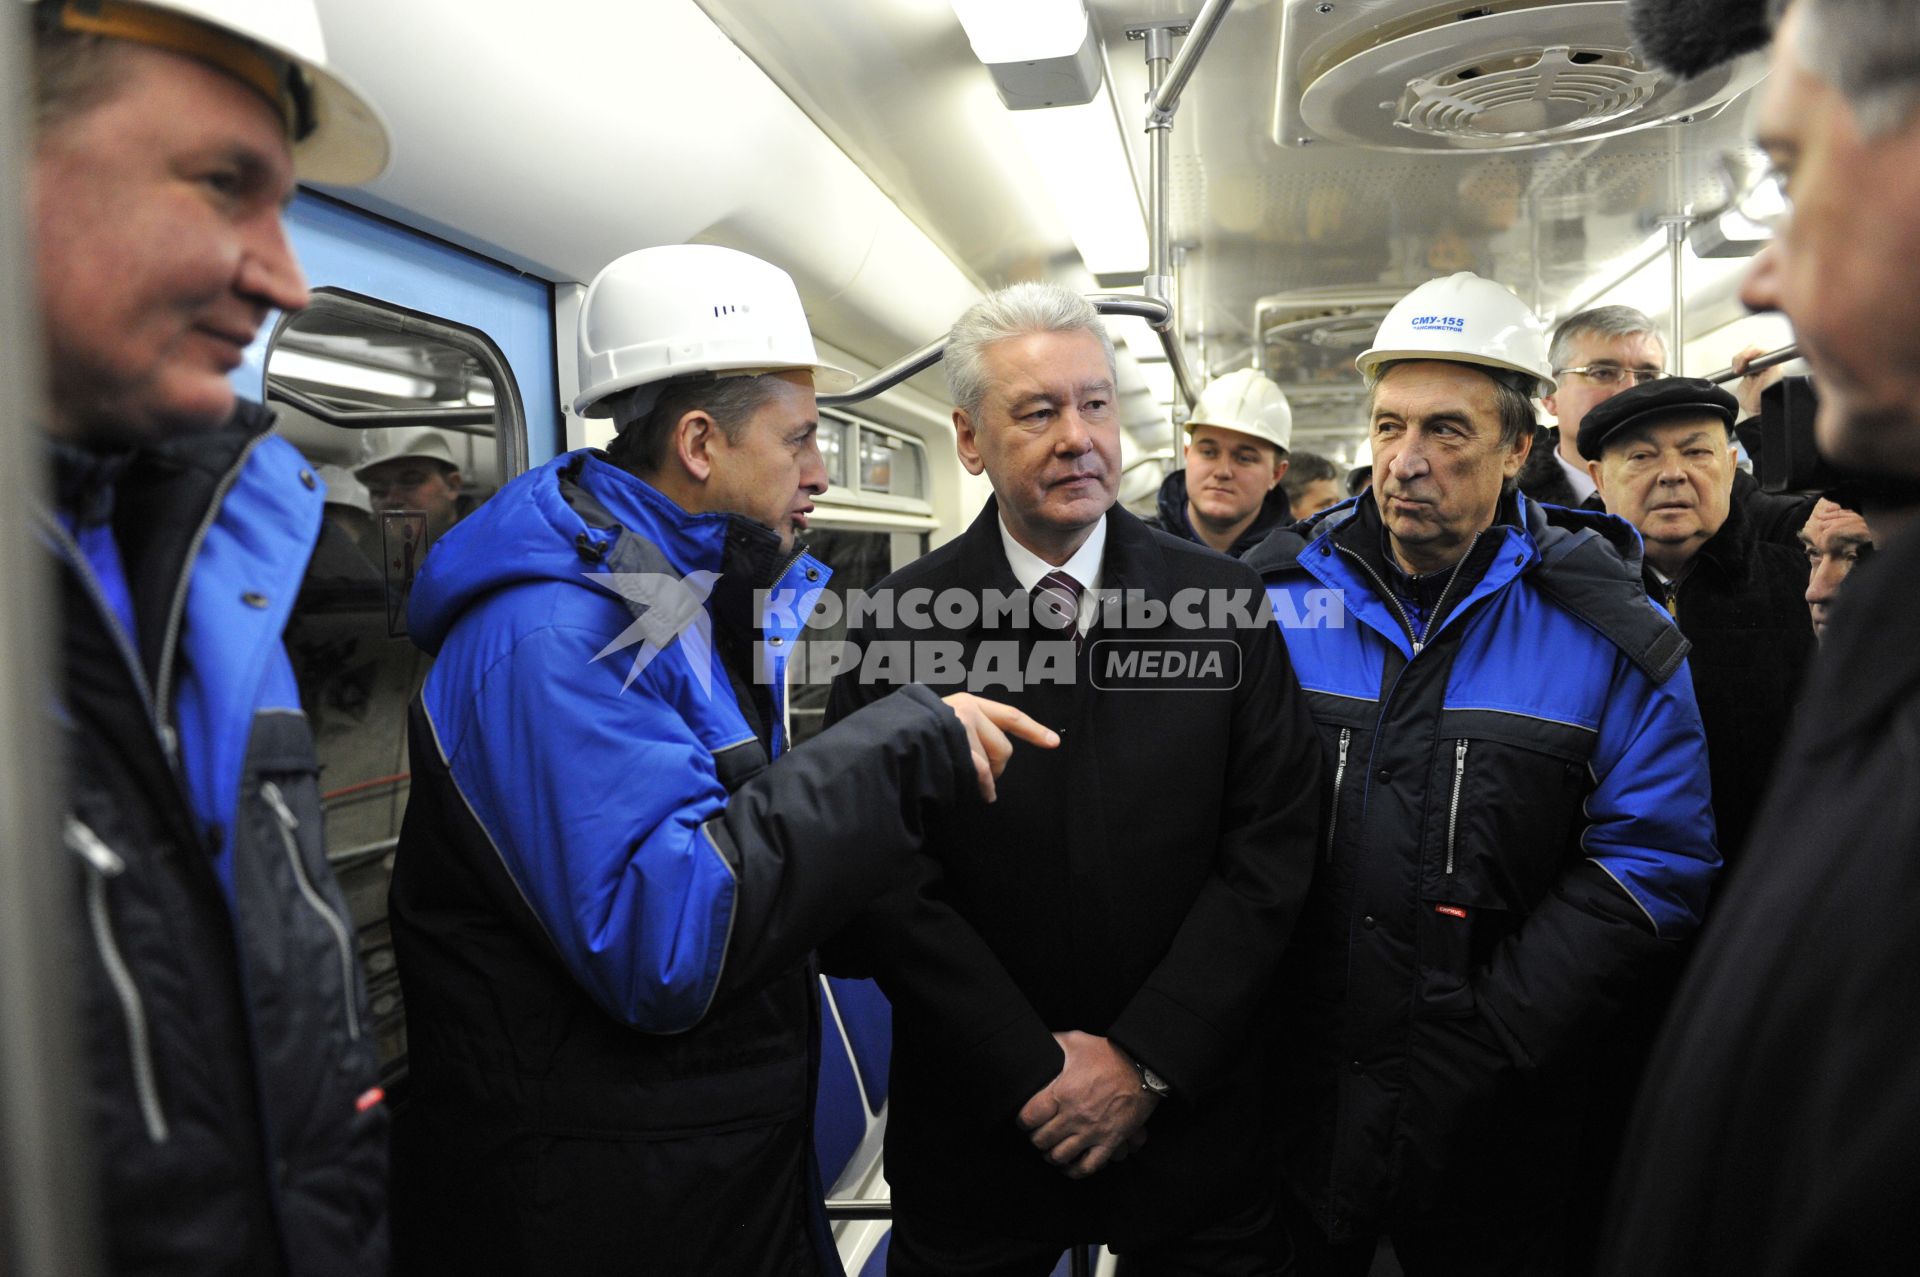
top-left (1518, 306), bottom-right (1667, 509)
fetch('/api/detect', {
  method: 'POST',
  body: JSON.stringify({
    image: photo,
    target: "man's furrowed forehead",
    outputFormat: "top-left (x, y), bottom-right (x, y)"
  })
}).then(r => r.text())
top-left (1605, 417), bottom-right (1730, 456)
top-left (84, 44), bottom-right (297, 192)
top-left (1371, 362), bottom-right (1500, 429)
top-left (997, 373), bottom-right (1114, 413)
top-left (1571, 329), bottom-right (1665, 368)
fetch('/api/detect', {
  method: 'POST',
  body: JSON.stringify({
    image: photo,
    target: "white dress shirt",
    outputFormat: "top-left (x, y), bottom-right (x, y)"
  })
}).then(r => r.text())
top-left (1554, 448), bottom-right (1598, 505)
top-left (998, 514), bottom-right (1107, 638)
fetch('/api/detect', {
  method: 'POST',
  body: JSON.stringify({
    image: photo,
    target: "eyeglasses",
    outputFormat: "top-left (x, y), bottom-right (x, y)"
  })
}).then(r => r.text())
top-left (1553, 365), bottom-right (1667, 388)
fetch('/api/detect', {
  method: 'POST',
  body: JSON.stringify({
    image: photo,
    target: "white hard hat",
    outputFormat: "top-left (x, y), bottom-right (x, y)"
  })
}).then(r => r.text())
top-left (354, 427), bottom-right (459, 478)
top-left (33, 0), bottom-right (390, 185)
top-left (314, 463), bottom-right (370, 514)
top-left (1186, 369), bottom-right (1293, 453)
top-left (1356, 272), bottom-right (1554, 398)
top-left (573, 245), bottom-right (856, 420)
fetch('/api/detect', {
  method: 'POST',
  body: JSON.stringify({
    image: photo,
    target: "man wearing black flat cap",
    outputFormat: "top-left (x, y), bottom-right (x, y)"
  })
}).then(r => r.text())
top-left (1582, 376), bottom-right (1815, 867)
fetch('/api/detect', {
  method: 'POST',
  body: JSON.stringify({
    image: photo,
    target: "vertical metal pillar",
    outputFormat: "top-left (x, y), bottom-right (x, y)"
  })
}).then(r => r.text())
top-left (1667, 217), bottom-right (1687, 377)
top-left (0, 5), bottom-right (101, 1275)
top-left (1665, 128), bottom-right (1688, 375)
top-left (1141, 25), bottom-right (1182, 469)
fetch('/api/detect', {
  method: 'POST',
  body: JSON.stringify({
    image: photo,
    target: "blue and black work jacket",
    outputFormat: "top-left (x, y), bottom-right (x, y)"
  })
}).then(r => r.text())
top-left (1245, 490), bottom-right (1719, 1240)
top-left (390, 449), bottom-right (973, 1275)
top-left (45, 407), bottom-right (387, 1275)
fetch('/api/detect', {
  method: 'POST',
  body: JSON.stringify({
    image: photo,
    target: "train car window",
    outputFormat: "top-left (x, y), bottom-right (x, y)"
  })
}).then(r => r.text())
top-left (788, 417), bottom-right (935, 747)
top-left (263, 289), bottom-right (527, 1087)
top-left (857, 426), bottom-right (926, 500)
top-left (818, 416), bottom-right (849, 490)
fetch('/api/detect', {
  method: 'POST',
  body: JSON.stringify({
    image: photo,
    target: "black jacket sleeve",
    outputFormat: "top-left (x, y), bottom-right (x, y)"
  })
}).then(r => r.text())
top-left (821, 672), bottom-right (1068, 1123)
top-left (1107, 618), bottom-right (1323, 1099)
top-left (708, 682), bottom-right (978, 1006)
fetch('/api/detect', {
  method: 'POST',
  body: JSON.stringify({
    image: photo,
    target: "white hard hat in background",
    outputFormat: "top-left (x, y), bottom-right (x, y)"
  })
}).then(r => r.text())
top-left (1186, 369), bottom-right (1293, 453)
top-left (314, 463), bottom-right (371, 514)
top-left (1356, 272), bottom-right (1555, 398)
top-left (33, 0), bottom-right (391, 185)
top-left (573, 245), bottom-right (856, 420)
top-left (354, 427), bottom-right (459, 478)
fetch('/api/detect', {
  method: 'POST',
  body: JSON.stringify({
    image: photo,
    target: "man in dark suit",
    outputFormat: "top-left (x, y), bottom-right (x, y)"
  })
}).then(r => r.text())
top-left (826, 282), bottom-right (1324, 1274)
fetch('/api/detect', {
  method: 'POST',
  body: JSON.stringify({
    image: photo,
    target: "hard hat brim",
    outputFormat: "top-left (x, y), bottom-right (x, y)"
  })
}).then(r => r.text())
top-left (1356, 348), bottom-right (1556, 399)
top-left (293, 62), bottom-right (392, 186)
top-left (1183, 418), bottom-right (1291, 454)
top-left (576, 359), bottom-right (859, 419)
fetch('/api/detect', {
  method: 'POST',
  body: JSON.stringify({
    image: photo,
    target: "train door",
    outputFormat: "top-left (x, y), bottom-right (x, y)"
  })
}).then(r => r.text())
top-left (249, 193), bottom-right (558, 1087)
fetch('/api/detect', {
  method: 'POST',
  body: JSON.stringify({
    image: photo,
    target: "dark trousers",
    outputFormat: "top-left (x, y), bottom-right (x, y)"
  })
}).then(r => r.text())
top-left (1278, 1188), bottom-right (1571, 1277)
top-left (888, 1198), bottom-right (1291, 1277)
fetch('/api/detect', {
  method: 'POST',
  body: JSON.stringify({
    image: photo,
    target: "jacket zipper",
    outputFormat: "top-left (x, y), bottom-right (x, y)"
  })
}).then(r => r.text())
top-left (259, 782), bottom-right (361, 1040)
top-left (1336, 529), bottom-right (1483, 656)
top-left (1446, 739), bottom-right (1469, 875)
top-left (1339, 547), bottom-right (1421, 652)
top-left (66, 817), bottom-right (170, 1144)
top-left (1326, 727), bottom-right (1352, 862)
top-left (154, 433), bottom-right (270, 720)
top-left (36, 515), bottom-right (174, 760)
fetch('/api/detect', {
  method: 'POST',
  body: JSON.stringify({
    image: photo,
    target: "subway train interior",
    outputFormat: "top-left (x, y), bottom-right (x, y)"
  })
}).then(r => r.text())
top-left (0, 0), bottom-right (1815, 1273)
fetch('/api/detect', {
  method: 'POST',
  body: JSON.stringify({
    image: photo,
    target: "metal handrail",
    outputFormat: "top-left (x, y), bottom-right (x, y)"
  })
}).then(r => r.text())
top-left (815, 295), bottom-right (1196, 410)
top-left (1147, 0), bottom-right (1233, 129)
top-left (268, 380), bottom-right (499, 432)
top-left (1703, 342), bottom-right (1800, 385)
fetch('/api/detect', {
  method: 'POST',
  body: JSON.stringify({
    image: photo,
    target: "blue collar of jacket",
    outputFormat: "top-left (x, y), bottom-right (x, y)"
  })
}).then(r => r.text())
top-left (39, 402), bottom-right (324, 898)
top-left (1246, 488), bottom-right (1690, 683)
top-left (555, 452), bottom-right (831, 654)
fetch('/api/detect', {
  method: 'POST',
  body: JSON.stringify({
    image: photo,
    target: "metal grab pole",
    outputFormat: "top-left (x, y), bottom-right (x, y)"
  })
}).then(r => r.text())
top-left (815, 334), bottom-right (949, 409)
top-left (0, 3), bottom-right (101, 1273)
top-left (814, 297), bottom-right (1194, 409)
top-left (1704, 342), bottom-right (1800, 385)
top-left (1147, 0), bottom-right (1234, 128)
top-left (1667, 217), bottom-right (1687, 376)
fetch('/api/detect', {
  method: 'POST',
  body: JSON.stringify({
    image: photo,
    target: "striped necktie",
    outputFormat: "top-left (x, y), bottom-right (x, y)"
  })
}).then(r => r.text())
top-left (1033, 570), bottom-right (1084, 648)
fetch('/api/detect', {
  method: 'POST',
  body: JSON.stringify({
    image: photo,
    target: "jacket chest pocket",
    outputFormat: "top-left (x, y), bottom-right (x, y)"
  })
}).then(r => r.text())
top-left (1418, 711), bottom-right (1595, 1015)
top-left (241, 711), bottom-right (369, 1054)
top-left (1305, 691), bottom-right (1379, 868)
top-left (66, 817), bottom-right (171, 1144)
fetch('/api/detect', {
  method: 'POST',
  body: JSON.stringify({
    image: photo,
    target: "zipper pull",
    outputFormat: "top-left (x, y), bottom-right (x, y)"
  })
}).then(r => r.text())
top-left (1411, 639), bottom-right (1423, 656)
top-left (1454, 738), bottom-right (1468, 773)
top-left (65, 817), bottom-right (126, 876)
top-left (259, 781), bottom-right (298, 831)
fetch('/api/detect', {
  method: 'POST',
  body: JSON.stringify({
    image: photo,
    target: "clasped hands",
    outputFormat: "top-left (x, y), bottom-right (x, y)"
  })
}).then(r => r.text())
top-left (1015, 1030), bottom-right (1159, 1180)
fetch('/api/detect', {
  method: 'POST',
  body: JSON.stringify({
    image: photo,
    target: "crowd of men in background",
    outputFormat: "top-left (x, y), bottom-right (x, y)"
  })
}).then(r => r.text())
top-left (18, 0), bottom-right (1920, 1274)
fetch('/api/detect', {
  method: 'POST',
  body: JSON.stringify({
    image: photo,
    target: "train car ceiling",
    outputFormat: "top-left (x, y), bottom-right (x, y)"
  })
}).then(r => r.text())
top-left (308, 0), bottom-right (981, 408)
top-left (307, 1), bottom-right (1788, 465)
top-left (687, 0), bottom-right (1786, 459)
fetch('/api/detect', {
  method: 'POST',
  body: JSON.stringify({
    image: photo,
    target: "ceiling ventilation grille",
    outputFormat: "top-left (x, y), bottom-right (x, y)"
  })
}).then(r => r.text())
top-left (1280, 0), bottom-right (1765, 152)
top-left (1396, 45), bottom-right (1661, 142)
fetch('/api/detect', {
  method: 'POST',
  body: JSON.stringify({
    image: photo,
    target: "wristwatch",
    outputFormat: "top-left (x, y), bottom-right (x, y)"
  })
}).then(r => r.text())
top-left (1130, 1054), bottom-right (1172, 1099)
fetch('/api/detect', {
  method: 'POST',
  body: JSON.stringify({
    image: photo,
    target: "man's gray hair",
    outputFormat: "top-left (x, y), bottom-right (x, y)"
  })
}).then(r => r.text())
top-left (1772, 0), bottom-right (1920, 137)
top-left (1548, 305), bottom-right (1666, 373)
top-left (945, 282), bottom-right (1117, 419)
